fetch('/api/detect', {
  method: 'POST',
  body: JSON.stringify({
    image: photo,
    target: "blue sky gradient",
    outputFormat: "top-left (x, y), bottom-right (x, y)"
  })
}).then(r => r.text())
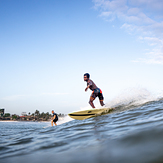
top-left (1, 0), bottom-right (163, 115)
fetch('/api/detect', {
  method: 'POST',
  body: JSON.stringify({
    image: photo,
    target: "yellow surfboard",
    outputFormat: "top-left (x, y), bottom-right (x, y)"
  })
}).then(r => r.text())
top-left (68, 108), bottom-right (114, 120)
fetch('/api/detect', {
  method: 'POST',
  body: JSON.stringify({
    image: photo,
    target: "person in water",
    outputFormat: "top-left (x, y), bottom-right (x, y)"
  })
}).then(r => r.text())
top-left (51, 110), bottom-right (58, 126)
top-left (84, 73), bottom-right (105, 108)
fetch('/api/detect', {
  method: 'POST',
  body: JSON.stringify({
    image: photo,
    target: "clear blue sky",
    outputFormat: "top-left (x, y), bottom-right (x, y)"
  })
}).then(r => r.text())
top-left (1, 0), bottom-right (163, 115)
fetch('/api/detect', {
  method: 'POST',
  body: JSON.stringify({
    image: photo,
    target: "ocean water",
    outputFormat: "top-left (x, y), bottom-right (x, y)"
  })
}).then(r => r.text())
top-left (1, 90), bottom-right (163, 163)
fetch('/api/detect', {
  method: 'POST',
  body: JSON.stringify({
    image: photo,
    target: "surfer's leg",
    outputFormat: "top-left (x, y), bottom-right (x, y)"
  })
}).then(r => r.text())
top-left (89, 97), bottom-right (96, 108)
top-left (53, 119), bottom-right (58, 126)
top-left (89, 92), bottom-right (96, 108)
top-left (100, 100), bottom-right (105, 106)
top-left (89, 99), bottom-right (95, 108)
top-left (51, 120), bottom-right (53, 126)
top-left (98, 93), bottom-right (104, 106)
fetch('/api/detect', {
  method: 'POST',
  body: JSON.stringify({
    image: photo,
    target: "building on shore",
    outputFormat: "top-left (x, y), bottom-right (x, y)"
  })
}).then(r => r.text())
top-left (21, 112), bottom-right (27, 116)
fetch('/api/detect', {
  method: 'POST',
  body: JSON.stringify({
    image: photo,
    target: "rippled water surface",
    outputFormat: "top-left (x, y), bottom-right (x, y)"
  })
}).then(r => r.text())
top-left (1, 98), bottom-right (163, 163)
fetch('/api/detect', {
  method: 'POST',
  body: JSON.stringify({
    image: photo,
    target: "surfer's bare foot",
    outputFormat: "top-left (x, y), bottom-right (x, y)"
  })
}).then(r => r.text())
top-left (100, 100), bottom-right (105, 106)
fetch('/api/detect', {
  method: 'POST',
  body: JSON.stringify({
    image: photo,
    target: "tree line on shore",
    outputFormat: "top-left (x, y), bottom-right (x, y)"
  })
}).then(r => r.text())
top-left (0, 110), bottom-right (66, 121)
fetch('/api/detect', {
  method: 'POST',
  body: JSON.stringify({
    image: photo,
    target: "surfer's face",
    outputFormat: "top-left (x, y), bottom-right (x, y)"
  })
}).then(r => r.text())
top-left (84, 76), bottom-right (88, 81)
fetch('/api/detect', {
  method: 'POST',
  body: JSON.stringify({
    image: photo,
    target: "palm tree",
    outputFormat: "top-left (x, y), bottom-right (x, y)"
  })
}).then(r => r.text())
top-left (45, 112), bottom-right (50, 119)
top-left (35, 110), bottom-right (40, 117)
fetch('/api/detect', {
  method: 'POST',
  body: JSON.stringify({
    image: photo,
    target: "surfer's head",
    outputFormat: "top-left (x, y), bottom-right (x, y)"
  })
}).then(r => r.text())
top-left (84, 73), bottom-right (90, 81)
top-left (52, 110), bottom-right (54, 114)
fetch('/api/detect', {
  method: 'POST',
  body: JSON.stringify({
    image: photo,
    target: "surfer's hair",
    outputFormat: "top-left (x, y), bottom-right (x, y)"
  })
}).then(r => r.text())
top-left (84, 73), bottom-right (90, 79)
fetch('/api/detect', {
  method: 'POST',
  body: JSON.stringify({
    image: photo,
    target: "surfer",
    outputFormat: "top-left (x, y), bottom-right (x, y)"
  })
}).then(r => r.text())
top-left (51, 110), bottom-right (58, 126)
top-left (84, 73), bottom-right (105, 108)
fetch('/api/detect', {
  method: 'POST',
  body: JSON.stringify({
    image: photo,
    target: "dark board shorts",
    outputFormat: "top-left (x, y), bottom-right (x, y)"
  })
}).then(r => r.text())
top-left (53, 118), bottom-right (58, 123)
top-left (91, 88), bottom-right (104, 101)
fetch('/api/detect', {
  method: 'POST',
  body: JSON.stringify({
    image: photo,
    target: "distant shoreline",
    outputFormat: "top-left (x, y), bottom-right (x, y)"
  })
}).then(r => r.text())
top-left (0, 111), bottom-right (66, 122)
top-left (0, 120), bottom-right (51, 122)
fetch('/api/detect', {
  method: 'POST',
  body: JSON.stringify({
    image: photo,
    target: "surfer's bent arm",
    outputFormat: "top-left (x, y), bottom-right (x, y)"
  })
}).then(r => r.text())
top-left (51, 115), bottom-right (56, 120)
top-left (85, 85), bottom-right (90, 92)
top-left (53, 115), bottom-right (56, 120)
top-left (85, 80), bottom-right (93, 92)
